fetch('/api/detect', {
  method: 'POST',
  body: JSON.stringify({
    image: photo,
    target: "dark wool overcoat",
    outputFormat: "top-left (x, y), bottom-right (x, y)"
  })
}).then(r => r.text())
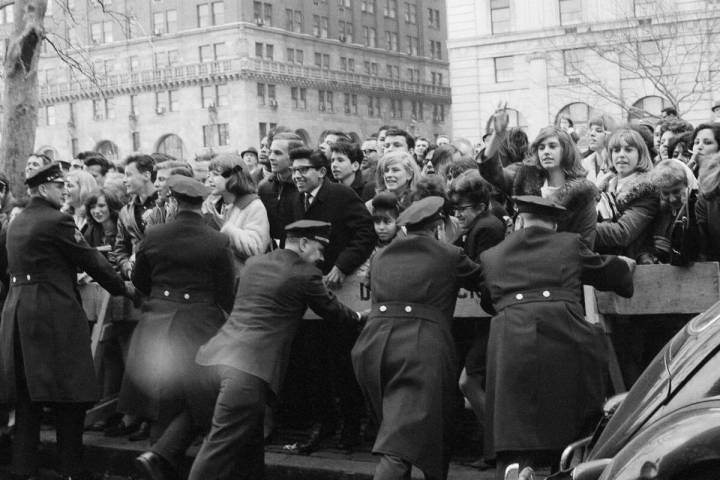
top-left (0, 197), bottom-right (126, 404)
top-left (479, 226), bottom-right (634, 458)
top-left (352, 232), bottom-right (482, 480)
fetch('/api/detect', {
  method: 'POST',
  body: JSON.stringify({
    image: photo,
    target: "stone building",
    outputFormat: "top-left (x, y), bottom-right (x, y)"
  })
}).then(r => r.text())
top-left (0, 0), bottom-right (450, 163)
top-left (447, 0), bottom-right (720, 143)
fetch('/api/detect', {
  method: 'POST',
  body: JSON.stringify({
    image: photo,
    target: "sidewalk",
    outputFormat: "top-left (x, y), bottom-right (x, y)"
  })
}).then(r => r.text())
top-left (31, 429), bottom-right (494, 480)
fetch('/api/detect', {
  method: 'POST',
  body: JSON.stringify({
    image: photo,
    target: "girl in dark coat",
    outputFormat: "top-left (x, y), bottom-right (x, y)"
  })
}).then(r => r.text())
top-left (696, 153), bottom-right (720, 261)
top-left (480, 115), bottom-right (598, 247)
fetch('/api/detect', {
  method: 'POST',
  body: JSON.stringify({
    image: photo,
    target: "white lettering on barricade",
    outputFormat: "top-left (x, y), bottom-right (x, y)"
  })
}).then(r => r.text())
top-left (302, 273), bottom-right (491, 319)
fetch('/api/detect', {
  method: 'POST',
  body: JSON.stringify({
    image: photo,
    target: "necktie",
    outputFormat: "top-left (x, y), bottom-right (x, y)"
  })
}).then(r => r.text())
top-left (304, 193), bottom-right (311, 212)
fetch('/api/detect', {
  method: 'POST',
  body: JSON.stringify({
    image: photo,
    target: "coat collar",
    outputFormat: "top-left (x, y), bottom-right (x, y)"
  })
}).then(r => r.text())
top-left (27, 196), bottom-right (59, 210)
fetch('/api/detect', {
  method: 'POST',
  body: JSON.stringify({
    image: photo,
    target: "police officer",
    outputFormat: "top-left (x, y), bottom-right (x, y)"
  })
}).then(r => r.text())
top-left (188, 220), bottom-right (363, 480)
top-left (352, 197), bottom-right (484, 480)
top-left (479, 196), bottom-right (635, 479)
top-left (131, 175), bottom-right (236, 480)
top-left (0, 163), bottom-right (136, 480)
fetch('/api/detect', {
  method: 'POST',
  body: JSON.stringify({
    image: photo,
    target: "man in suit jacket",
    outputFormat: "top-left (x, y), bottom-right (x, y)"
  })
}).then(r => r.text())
top-left (0, 164), bottom-right (135, 480)
top-left (289, 147), bottom-right (376, 452)
top-left (131, 176), bottom-right (236, 480)
top-left (187, 220), bottom-right (361, 480)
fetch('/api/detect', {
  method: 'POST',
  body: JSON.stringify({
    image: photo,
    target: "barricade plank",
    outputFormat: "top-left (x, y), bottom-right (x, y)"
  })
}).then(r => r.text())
top-left (596, 262), bottom-right (720, 316)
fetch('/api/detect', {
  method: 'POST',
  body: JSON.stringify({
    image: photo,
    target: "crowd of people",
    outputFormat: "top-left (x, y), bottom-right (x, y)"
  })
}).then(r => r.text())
top-left (0, 103), bottom-right (718, 480)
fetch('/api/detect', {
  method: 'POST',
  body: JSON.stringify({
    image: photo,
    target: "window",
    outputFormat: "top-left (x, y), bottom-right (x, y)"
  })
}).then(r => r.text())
top-left (132, 132), bottom-right (141, 151)
top-left (267, 84), bottom-right (276, 104)
top-left (563, 49), bottom-right (583, 75)
top-left (46, 105), bottom-right (56, 126)
top-left (257, 83), bottom-right (266, 105)
top-left (430, 40), bottom-right (442, 59)
top-left (319, 90), bottom-right (334, 112)
top-left (494, 56), bottom-right (514, 82)
top-left (153, 9), bottom-right (177, 34)
top-left (338, 0), bottom-right (351, 6)
top-left (363, 26), bottom-right (377, 47)
top-left (385, 64), bottom-right (399, 79)
top-left (255, 42), bottom-right (274, 60)
top-left (338, 20), bottom-right (353, 43)
top-left (559, 0), bottom-right (581, 25)
top-left (390, 99), bottom-right (402, 119)
top-left (291, 87), bottom-right (307, 109)
top-left (384, 0), bottom-right (397, 18)
top-left (285, 8), bottom-right (302, 32)
top-left (197, 4), bottom-right (210, 27)
top-left (368, 96), bottom-right (381, 117)
top-left (404, 3), bottom-right (417, 23)
top-left (156, 90), bottom-right (178, 113)
top-left (629, 96), bottom-right (668, 121)
top-left (286, 48), bottom-right (304, 64)
top-left (314, 52), bottom-right (330, 69)
top-left (92, 98), bottom-right (114, 120)
top-left (432, 104), bottom-right (445, 122)
top-left (201, 85), bottom-right (224, 108)
top-left (407, 68), bottom-right (420, 82)
top-left (255, 2), bottom-right (273, 26)
top-left (0, 4), bottom-right (14, 24)
top-left (490, 0), bottom-right (510, 34)
top-left (313, 15), bottom-right (329, 38)
top-left (431, 71), bottom-right (443, 85)
top-left (212, 1), bottom-right (224, 25)
top-left (343, 93), bottom-right (358, 114)
top-left (91, 21), bottom-right (113, 44)
top-left (203, 123), bottom-right (230, 147)
top-left (406, 35), bottom-right (418, 55)
top-left (428, 8), bottom-right (440, 28)
top-left (411, 101), bottom-right (423, 120)
top-left (197, 2), bottom-right (224, 27)
top-left (200, 45), bottom-right (213, 63)
top-left (340, 57), bottom-right (355, 72)
top-left (385, 31), bottom-right (399, 51)
top-left (361, 0), bottom-right (376, 14)
top-left (129, 56), bottom-right (139, 72)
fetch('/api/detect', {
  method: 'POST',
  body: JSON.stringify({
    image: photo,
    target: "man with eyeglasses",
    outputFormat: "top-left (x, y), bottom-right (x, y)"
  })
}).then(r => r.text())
top-left (0, 163), bottom-right (136, 480)
top-left (288, 147), bottom-right (376, 454)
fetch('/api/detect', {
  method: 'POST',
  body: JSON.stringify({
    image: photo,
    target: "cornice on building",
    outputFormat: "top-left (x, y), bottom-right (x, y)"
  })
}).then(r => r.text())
top-left (38, 57), bottom-right (452, 105)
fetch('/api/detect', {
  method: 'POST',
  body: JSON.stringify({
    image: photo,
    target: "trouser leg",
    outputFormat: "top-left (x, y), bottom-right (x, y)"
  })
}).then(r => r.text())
top-left (152, 410), bottom-right (197, 469)
top-left (188, 368), bottom-right (267, 480)
top-left (374, 454), bottom-right (412, 480)
top-left (11, 394), bottom-right (41, 476)
top-left (328, 321), bottom-right (363, 427)
top-left (54, 403), bottom-right (87, 476)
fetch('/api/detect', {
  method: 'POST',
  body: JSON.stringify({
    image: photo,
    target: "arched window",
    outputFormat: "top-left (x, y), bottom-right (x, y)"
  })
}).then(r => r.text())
top-left (484, 107), bottom-right (528, 134)
top-left (628, 96), bottom-right (669, 121)
top-left (156, 134), bottom-right (186, 160)
top-left (555, 102), bottom-right (605, 150)
top-left (0, 4), bottom-right (14, 25)
top-left (95, 140), bottom-right (119, 163)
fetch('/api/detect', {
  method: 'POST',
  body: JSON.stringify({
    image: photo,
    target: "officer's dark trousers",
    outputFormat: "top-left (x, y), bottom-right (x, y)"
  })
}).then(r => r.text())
top-left (188, 367), bottom-right (267, 480)
top-left (12, 336), bottom-right (86, 477)
top-left (374, 454), bottom-right (443, 480)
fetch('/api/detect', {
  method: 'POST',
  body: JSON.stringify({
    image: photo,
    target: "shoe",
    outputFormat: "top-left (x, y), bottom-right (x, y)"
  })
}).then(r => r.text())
top-left (86, 412), bottom-right (122, 432)
top-left (336, 421), bottom-right (361, 450)
top-left (295, 422), bottom-right (336, 455)
top-left (128, 420), bottom-right (151, 441)
top-left (104, 419), bottom-right (139, 437)
top-left (134, 451), bottom-right (178, 480)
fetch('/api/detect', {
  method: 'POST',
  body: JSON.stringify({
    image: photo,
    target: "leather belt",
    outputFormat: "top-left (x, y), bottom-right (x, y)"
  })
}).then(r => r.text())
top-left (150, 287), bottom-right (215, 304)
top-left (369, 301), bottom-right (444, 323)
top-left (495, 288), bottom-right (579, 311)
top-left (9, 272), bottom-right (71, 286)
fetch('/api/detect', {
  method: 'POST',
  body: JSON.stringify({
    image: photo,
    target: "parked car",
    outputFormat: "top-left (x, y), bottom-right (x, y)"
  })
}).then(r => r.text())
top-left (514, 300), bottom-right (720, 480)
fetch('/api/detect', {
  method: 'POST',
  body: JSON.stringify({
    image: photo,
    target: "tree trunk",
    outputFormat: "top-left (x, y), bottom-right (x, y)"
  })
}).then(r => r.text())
top-left (0, 0), bottom-right (47, 199)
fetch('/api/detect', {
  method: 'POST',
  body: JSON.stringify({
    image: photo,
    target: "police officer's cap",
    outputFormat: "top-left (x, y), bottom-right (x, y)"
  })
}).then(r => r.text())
top-left (396, 196), bottom-right (444, 229)
top-left (285, 220), bottom-right (332, 246)
top-left (25, 162), bottom-right (65, 188)
top-left (241, 146), bottom-right (258, 157)
top-left (513, 195), bottom-right (566, 219)
top-left (166, 174), bottom-right (210, 201)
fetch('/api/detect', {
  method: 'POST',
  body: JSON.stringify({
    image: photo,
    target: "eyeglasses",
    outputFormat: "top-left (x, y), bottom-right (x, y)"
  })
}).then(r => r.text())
top-left (291, 166), bottom-right (317, 175)
top-left (453, 204), bottom-right (475, 214)
top-left (362, 149), bottom-right (377, 154)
